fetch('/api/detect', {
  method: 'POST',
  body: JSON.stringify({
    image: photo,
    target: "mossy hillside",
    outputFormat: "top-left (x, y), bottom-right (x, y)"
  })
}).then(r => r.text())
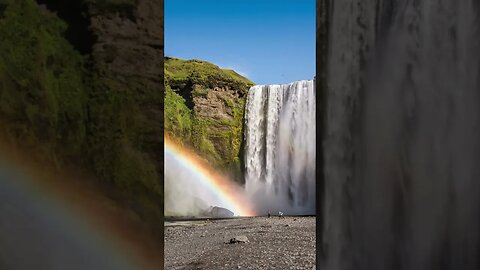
top-left (0, 0), bottom-right (88, 164)
top-left (87, 72), bottom-right (163, 224)
top-left (164, 84), bottom-right (221, 163)
top-left (164, 83), bottom-right (192, 143)
top-left (0, 0), bottom-right (162, 229)
top-left (165, 57), bottom-right (253, 92)
top-left (165, 57), bottom-right (254, 181)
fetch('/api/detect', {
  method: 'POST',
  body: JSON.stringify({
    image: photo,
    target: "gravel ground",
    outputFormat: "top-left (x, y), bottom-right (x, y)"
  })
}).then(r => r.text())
top-left (164, 216), bottom-right (315, 270)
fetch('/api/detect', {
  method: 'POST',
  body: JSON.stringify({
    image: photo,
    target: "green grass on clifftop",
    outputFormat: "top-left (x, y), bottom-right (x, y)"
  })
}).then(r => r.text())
top-left (165, 57), bottom-right (253, 90)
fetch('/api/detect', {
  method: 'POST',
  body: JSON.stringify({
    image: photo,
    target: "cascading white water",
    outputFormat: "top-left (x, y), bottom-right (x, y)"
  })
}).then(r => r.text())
top-left (244, 80), bottom-right (315, 215)
top-left (322, 1), bottom-right (480, 270)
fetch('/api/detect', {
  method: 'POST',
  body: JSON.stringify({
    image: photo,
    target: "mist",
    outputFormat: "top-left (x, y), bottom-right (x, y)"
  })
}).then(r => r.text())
top-left (164, 153), bottom-right (222, 216)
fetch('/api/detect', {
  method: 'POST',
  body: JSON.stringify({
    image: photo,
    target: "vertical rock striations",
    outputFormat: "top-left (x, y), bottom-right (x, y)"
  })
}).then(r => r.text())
top-left (322, 1), bottom-right (480, 270)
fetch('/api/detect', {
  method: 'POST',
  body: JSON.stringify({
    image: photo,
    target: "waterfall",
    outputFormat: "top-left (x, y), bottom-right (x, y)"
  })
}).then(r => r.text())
top-left (244, 80), bottom-right (316, 215)
top-left (322, 1), bottom-right (480, 270)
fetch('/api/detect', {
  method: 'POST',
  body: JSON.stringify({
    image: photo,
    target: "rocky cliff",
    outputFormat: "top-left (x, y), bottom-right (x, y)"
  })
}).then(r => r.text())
top-left (87, 0), bottom-right (164, 228)
top-left (0, 0), bottom-right (164, 232)
top-left (164, 57), bottom-right (254, 182)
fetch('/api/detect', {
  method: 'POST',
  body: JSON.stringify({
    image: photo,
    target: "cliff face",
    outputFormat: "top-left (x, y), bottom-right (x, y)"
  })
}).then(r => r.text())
top-left (165, 57), bottom-right (254, 181)
top-left (88, 0), bottom-right (162, 84)
top-left (85, 0), bottom-right (164, 228)
top-left (86, 0), bottom-right (164, 188)
top-left (0, 0), bottom-right (164, 231)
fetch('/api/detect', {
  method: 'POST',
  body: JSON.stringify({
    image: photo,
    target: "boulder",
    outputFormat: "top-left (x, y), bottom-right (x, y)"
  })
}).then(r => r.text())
top-left (209, 206), bottom-right (234, 218)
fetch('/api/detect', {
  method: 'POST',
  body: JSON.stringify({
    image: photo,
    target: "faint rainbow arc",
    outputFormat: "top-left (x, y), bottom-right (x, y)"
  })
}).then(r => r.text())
top-left (164, 137), bottom-right (255, 217)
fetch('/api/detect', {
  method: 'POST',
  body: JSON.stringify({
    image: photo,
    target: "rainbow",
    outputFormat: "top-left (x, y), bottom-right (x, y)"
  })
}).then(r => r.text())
top-left (164, 136), bottom-right (256, 217)
top-left (0, 154), bottom-right (163, 270)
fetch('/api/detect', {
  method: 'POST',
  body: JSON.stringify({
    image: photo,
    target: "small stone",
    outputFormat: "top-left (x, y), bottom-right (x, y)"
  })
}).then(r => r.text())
top-left (227, 235), bottom-right (249, 244)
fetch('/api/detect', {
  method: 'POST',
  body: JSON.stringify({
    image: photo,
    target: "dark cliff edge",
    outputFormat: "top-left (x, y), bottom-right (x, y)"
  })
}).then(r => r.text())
top-left (0, 0), bottom-right (164, 237)
top-left (317, 0), bottom-right (328, 263)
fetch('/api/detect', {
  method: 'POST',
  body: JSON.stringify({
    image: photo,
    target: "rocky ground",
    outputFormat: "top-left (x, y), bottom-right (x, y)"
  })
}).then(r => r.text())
top-left (164, 216), bottom-right (316, 269)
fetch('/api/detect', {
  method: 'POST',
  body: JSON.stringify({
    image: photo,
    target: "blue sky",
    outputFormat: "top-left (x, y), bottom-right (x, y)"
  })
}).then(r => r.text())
top-left (165, 0), bottom-right (315, 85)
